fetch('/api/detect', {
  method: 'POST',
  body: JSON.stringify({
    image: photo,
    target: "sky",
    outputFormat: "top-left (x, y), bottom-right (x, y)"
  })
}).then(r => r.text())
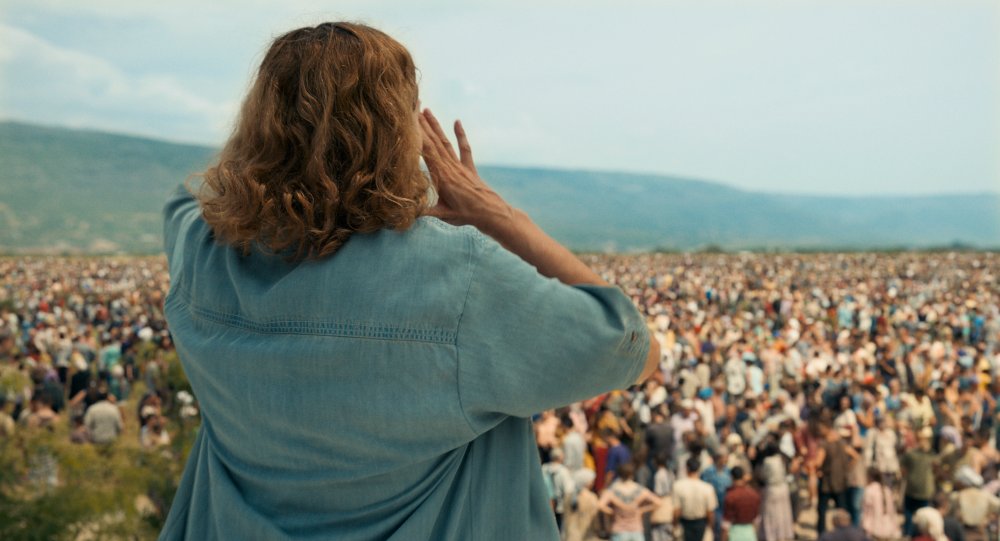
top-left (1, 0), bottom-right (997, 196)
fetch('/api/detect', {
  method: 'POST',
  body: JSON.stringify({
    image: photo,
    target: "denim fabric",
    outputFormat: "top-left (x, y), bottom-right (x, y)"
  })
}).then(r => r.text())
top-left (158, 186), bottom-right (650, 540)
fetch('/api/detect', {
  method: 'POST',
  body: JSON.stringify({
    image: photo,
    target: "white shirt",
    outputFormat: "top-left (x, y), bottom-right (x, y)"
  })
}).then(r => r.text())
top-left (672, 477), bottom-right (717, 520)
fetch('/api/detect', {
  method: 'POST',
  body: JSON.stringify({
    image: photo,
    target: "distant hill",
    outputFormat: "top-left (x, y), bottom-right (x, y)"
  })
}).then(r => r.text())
top-left (1, 121), bottom-right (997, 253)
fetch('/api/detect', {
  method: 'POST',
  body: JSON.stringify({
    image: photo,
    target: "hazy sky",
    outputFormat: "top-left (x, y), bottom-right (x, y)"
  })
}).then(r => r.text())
top-left (1, 0), bottom-right (997, 195)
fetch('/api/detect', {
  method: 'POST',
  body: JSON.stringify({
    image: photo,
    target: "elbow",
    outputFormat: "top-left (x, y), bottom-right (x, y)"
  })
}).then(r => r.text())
top-left (635, 336), bottom-right (661, 385)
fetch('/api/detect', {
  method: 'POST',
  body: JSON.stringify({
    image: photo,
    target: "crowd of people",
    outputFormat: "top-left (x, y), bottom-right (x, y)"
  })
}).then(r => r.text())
top-left (539, 252), bottom-right (1000, 541)
top-left (0, 257), bottom-right (190, 469)
top-left (1, 252), bottom-right (999, 541)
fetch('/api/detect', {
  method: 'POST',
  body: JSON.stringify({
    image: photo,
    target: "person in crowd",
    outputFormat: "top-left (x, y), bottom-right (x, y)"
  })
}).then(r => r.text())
top-left (563, 469), bottom-right (601, 541)
top-left (723, 466), bottom-right (761, 541)
top-left (933, 492), bottom-right (966, 541)
top-left (700, 450), bottom-right (732, 541)
top-left (860, 468), bottom-right (899, 541)
top-left (817, 509), bottom-right (868, 541)
top-left (83, 387), bottom-right (123, 445)
top-left (673, 456), bottom-right (717, 541)
top-left (605, 430), bottom-right (633, 486)
top-left (844, 426), bottom-right (867, 526)
top-left (646, 407), bottom-right (675, 471)
top-left (649, 454), bottom-right (675, 541)
top-left (140, 413), bottom-right (172, 449)
top-left (543, 447), bottom-right (577, 533)
top-left (758, 440), bottom-right (795, 541)
top-left (598, 462), bottom-right (661, 541)
top-left (951, 466), bottom-right (1000, 541)
top-left (902, 427), bottom-right (939, 536)
top-left (69, 414), bottom-right (90, 444)
top-left (816, 422), bottom-right (857, 536)
top-left (913, 504), bottom-right (948, 541)
top-left (561, 411), bottom-right (587, 473)
top-left (862, 414), bottom-right (899, 479)
top-left (22, 390), bottom-right (58, 429)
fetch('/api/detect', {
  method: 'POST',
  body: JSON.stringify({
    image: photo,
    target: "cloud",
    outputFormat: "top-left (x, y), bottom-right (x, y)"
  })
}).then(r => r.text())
top-left (0, 23), bottom-right (236, 143)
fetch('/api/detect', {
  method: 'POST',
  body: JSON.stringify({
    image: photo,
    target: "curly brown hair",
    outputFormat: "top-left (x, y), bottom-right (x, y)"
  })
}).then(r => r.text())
top-left (195, 22), bottom-right (429, 260)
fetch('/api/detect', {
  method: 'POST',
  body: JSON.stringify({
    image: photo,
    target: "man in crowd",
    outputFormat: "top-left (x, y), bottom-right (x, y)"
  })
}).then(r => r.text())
top-left (902, 427), bottom-right (939, 536)
top-left (723, 466), bottom-right (760, 541)
top-left (700, 450), bottom-right (732, 541)
top-left (83, 387), bottom-right (123, 445)
top-left (673, 456), bottom-right (717, 541)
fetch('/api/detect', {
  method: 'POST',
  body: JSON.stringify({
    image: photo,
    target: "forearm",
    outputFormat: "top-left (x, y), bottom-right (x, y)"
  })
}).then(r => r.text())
top-left (487, 208), bottom-right (605, 287)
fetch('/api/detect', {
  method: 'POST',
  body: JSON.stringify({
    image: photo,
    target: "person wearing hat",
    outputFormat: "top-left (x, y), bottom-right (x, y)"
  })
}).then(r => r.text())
top-left (951, 466), bottom-right (1000, 541)
top-left (901, 427), bottom-right (939, 537)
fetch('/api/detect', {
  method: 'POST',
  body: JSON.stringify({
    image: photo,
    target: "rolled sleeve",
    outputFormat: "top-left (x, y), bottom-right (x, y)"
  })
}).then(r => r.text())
top-left (456, 230), bottom-right (649, 433)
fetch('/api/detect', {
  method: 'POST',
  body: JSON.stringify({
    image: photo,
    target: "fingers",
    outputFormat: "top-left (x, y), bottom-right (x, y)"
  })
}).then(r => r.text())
top-left (418, 113), bottom-right (441, 160)
top-left (422, 109), bottom-right (459, 161)
top-left (454, 120), bottom-right (476, 172)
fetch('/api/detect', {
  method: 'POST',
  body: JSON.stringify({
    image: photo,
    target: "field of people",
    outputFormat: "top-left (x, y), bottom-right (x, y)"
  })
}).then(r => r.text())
top-left (1, 252), bottom-right (998, 540)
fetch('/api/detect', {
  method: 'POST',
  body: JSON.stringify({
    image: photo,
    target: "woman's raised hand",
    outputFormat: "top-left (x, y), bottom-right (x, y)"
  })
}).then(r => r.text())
top-left (418, 109), bottom-right (660, 382)
top-left (418, 108), bottom-right (516, 238)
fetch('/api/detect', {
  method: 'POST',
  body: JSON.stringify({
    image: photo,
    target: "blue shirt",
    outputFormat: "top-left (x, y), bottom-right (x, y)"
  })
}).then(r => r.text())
top-left (158, 187), bottom-right (650, 540)
top-left (700, 465), bottom-right (733, 508)
top-left (606, 443), bottom-right (632, 475)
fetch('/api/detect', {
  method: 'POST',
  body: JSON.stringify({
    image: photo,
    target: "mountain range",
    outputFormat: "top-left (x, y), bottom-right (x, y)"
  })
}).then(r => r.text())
top-left (1, 120), bottom-right (997, 253)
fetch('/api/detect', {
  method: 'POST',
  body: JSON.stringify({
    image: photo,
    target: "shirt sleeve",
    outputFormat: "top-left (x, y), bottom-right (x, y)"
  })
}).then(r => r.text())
top-left (456, 229), bottom-right (650, 432)
top-left (162, 184), bottom-right (202, 275)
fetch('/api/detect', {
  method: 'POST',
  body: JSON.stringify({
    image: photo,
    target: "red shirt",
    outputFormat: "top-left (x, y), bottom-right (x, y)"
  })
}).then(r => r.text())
top-left (723, 485), bottom-right (761, 525)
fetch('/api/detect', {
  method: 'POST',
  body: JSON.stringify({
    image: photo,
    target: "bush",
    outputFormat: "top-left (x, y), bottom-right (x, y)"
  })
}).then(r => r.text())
top-left (0, 381), bottom-right (199, 540)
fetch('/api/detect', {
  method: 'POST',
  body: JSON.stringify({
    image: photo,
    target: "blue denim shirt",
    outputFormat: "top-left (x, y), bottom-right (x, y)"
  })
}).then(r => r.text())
top-left (158, 186), bottom-right (650, 540)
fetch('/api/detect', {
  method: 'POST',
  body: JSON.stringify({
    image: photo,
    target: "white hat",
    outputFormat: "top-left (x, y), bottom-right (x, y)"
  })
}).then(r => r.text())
top-left (955, 466), bottom-right (983, 488)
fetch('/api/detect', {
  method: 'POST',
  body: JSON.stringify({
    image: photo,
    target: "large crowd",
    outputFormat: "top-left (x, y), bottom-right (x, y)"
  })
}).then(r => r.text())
top-left (0, 257), bottom-right (185, 461)
top-left (1, 252), bottom-right (998, 541)
top-left (541, 252), bottom-right (1000, 541)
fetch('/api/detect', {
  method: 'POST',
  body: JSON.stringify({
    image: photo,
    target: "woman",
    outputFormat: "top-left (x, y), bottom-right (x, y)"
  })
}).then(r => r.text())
top-left (159, 22), bottom-right (659, 540)
top-left (861, 468), bottom-right (900, 541)
top-left (598, 462), bottom-right (662, 541)
top-left (863, 414), bottom-right (900, 479)
top-left (757, 442), bottom-right (795, 541)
